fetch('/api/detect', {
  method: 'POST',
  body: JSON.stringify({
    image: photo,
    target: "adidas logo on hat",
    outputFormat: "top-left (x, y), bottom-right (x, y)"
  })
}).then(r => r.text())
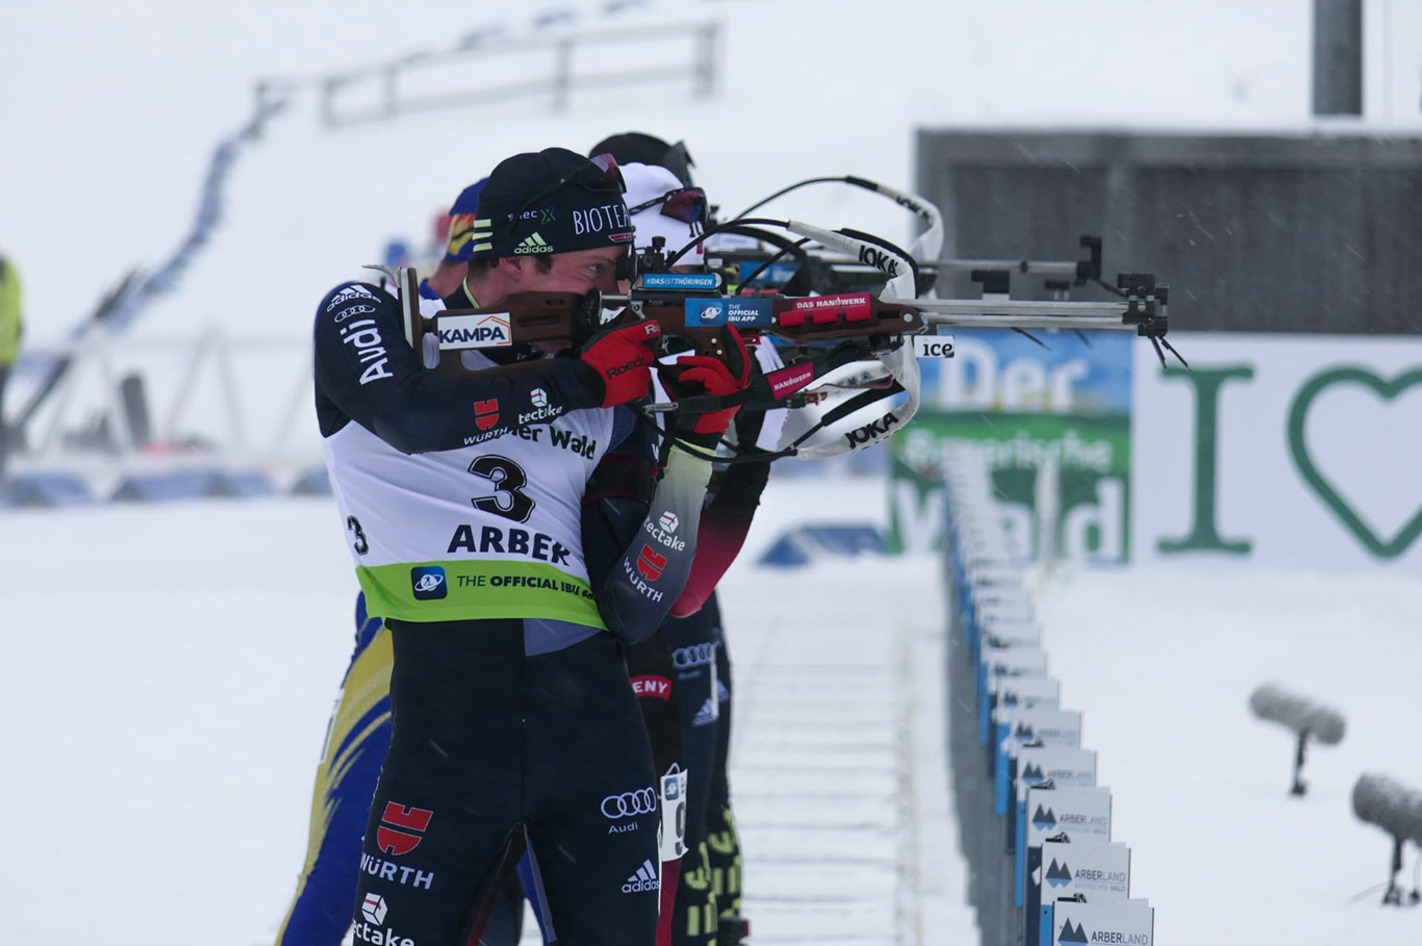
top-left (621, 859), bottom-right (660, 894)
top-left (513, 231), bottom-right (554, 254)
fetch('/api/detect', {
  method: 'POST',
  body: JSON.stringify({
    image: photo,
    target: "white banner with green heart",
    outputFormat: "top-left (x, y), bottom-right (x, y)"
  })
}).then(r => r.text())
top-left (1132, 333), bottom-right (1422, 568)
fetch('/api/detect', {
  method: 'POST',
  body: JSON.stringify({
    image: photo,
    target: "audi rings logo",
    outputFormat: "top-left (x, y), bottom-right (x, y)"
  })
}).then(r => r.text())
top-left (602, 787), bottom-right (658, 819)
top-left (672, 642), bottom-right (716, 670)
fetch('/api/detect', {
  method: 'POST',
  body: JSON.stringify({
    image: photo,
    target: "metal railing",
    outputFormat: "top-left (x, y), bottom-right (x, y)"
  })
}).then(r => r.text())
top-left (316, 21), bottom-right (719, 126)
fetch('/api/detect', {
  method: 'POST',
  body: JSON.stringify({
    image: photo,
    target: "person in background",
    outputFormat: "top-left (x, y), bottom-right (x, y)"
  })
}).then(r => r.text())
top-left (321, 147), bottom-right (749, 944)
top-left (0, 253), bottom-right (23, 480)
top-left (421, 178), bottom-right (487, 299)
top-left (601, 137), bottom-right (780, 946)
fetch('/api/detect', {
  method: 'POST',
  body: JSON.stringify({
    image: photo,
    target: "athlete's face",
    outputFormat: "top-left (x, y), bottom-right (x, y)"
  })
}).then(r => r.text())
top-left (507, 247), bottom-right (625, 354)
top-left (516, 246), bottom-right (624, 296)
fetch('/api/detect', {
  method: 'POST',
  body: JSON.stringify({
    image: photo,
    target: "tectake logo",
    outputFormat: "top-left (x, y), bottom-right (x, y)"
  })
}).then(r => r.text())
top-left (376, 802), bottom-right (433, 856)
top-left (518, 387), bottom-right (563, 425)
top-left (361, 892), bottom-right (388, 924)
top-left (658, 511), bottom-right (679, 533)
top-left (411, 566), bottom-right (447, 600)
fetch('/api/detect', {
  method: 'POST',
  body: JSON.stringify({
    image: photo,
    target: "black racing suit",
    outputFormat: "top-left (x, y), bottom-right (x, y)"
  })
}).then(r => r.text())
top-left (314, 280), bottom-right (717, 946)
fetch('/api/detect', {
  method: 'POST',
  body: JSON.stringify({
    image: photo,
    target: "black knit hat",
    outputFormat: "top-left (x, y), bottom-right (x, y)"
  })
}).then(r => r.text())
top-left (471, 148), bottom-right (634, 260)
top-left (588, 132), bottom-right (695, 186)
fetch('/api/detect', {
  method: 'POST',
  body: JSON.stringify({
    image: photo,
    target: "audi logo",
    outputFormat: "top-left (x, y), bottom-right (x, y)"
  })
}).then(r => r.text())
top-left (672, 643), bottom-right (716, 670)
top-left (602, 787), bottom-right (658, 819)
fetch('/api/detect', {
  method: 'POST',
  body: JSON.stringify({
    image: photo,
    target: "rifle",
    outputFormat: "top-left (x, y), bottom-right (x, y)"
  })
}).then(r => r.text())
top-left (378, 217), bottom-right (1178, 459)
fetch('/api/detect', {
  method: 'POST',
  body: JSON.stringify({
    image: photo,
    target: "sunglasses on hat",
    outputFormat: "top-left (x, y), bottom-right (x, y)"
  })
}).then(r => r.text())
top-left (628, 186), bottom-right (708, 225)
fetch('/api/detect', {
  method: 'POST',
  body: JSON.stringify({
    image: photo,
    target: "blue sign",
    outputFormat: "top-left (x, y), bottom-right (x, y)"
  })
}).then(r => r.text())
top-left (642, 272), bottom-right (720, 291)
top-left (684, 296), bottom-right (774, 328)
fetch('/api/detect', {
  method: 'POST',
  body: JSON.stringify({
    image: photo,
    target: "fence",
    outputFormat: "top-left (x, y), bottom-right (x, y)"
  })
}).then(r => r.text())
top-left (316, 21), bottom-right (719, 126)
top-left (942, 442), bottom-right (1155, 945)
top-left (5, 330), bottom-right (323, 505)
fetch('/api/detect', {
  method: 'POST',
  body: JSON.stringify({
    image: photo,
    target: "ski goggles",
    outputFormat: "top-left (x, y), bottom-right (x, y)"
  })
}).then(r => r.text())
top-left (628, 186), bottom-right (708, 225)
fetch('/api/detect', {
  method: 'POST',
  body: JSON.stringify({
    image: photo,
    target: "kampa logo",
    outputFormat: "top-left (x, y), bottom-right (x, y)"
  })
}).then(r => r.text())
top-left (1031, 805), bottom-right (1057, 831)
top-left (636, 544), bottom-right (667, 582)
top-left (1021, 762), bottom-right (1047, 782)
top-left (437, 312), bottom-right (511, 349)
top-left (376, 802), bottom-right (433, 855)
top-left (411, 566), bottom-right (447, 601)
top-left (1045, 858), bottom-right (1073, 888)
top-left (1059, 920), bottom-right (1089, 945)
top-left (474, 398), bottom-right (500, 431)
top-left (514, 232), bottom-right (554, 254)
top-left (622, 858), bottom-right (661, 894)
top-left (361, 893), bottom-right (388, 924)
top-left (857, 245), bottom-right (900, 277)
top-left (843, 410), bottom-right (901, 447)
top-left (631, 675), bottom-right (672, 700)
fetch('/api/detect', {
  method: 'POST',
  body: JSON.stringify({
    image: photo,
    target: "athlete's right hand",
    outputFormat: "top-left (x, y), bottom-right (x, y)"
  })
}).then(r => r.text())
top-left (576, 320), bottom-right (662, 407)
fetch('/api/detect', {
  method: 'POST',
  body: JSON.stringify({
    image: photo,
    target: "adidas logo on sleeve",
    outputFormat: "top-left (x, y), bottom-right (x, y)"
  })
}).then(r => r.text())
top-left (513, 232), bottom-right (554, 254)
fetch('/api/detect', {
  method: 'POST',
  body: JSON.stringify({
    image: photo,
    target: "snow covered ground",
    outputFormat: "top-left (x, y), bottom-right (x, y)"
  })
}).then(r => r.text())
top-left (1034, 562), bottom-right (1422, 945)
top-left (2, 479), bottom-right (977, 946)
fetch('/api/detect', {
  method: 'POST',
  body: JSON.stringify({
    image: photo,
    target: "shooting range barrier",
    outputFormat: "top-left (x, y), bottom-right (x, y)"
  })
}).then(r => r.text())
top-left (942, 442), bottom-right (1155, 945)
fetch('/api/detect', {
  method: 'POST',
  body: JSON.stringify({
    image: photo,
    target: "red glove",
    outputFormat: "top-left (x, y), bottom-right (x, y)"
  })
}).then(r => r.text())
top-left (578, 321), bottom-right (662, 407)
top-left (658, 326), bottom-right (752, 440)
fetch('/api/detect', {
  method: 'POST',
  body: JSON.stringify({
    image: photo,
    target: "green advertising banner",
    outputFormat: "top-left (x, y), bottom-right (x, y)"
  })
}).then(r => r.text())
top-left (889, 329), bottom-right (1133, 562)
